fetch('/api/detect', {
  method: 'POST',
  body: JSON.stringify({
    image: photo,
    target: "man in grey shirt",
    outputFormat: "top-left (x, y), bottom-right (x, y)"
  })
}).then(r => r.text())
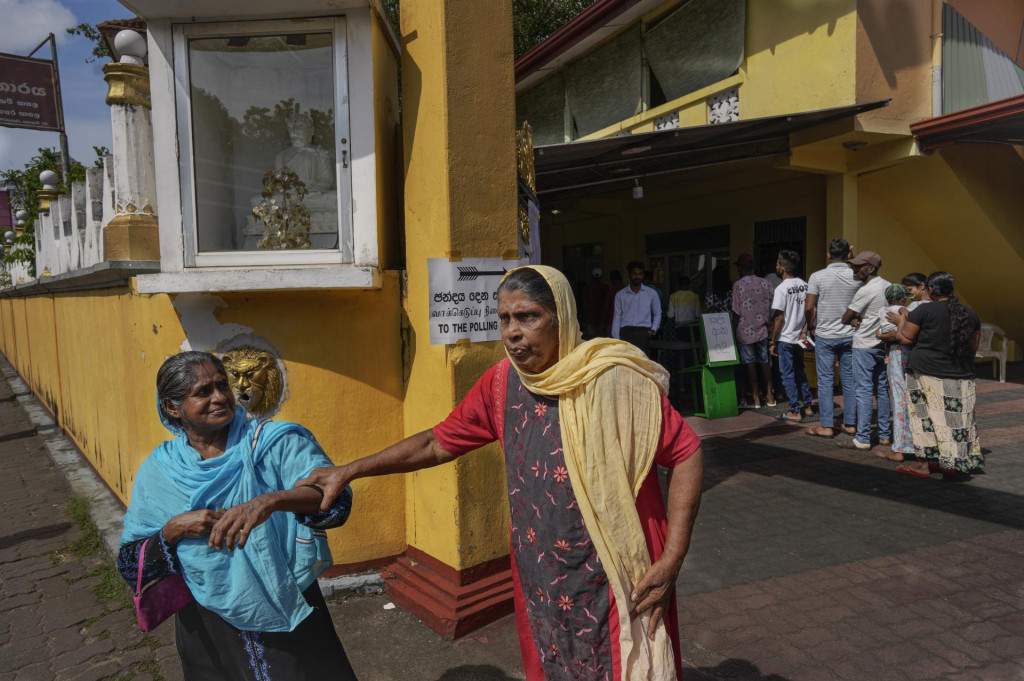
top-left (805, 239), bottom-right (860, 437)
top-left (841, 251), bottom-right (892, 450)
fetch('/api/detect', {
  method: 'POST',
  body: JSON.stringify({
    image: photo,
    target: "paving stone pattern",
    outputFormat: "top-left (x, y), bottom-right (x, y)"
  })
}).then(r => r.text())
top-left (0, 362), bottom-right (1022, 680)
top-left (674, 368), bottom-right (1024, 680)
top-left (0, 416), bottom-right (180, 680)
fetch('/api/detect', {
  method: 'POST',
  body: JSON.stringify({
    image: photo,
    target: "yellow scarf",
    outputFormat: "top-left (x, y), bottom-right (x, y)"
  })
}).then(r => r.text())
top-left (502, 265), bottom-right (676, 680)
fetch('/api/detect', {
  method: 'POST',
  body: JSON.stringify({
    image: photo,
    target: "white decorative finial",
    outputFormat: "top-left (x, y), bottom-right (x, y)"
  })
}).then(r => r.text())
top-left (4, 231), bottom-right (15, 244)
top-left (15, 210), bottom-right (27, 223)
top-left (115, 30), bottom-right (147, 65)
top-left (39, 170), bottom-right (59, 189)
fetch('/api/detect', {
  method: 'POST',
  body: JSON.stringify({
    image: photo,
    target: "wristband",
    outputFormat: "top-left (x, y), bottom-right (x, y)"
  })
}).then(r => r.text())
top-left (301, 484), bottom-right (325, 497)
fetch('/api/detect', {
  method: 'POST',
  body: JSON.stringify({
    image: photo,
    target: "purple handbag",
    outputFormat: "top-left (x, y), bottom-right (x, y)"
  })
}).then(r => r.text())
top-left (133, 537), bottom-right (194, 632)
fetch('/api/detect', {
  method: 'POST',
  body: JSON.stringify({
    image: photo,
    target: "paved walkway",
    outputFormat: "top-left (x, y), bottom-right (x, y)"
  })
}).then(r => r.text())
top-left (1, 358), bottom-right (1022, 680)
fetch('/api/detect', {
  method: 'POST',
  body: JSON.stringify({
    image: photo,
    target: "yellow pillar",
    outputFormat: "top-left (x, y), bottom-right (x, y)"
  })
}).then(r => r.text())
top-left (826, 172), bottom-right (858, 250)
top-left (393, 0), bottom-right (518, 638)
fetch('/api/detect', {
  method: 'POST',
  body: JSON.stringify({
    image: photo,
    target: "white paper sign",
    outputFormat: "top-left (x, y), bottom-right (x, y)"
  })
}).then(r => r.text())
top-left (702, 312), bottom-right (737, 364)
top-left (428, 257), bottom-right (526, 345)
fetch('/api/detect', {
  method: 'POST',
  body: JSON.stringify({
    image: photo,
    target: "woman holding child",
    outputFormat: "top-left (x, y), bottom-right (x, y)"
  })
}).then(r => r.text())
top-left (887, 271), bottom-right (982, 478)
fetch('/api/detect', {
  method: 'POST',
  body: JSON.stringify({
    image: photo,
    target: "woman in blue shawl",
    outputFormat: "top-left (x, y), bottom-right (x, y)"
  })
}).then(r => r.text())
top-left (117, 351), bottom-right (358, 681)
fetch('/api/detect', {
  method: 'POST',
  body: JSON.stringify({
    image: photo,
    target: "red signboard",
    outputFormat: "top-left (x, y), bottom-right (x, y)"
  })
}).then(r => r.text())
top-left (0, 191), bottom-right (12, 230)
top-left (0, 52), bottom-right (62, 133)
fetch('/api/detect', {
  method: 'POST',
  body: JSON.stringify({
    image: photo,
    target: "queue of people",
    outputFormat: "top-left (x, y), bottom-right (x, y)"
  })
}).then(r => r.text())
top-left (798, 245), bottom-right (984, 479)
top-left (712, 240), bottom-right (985, 484)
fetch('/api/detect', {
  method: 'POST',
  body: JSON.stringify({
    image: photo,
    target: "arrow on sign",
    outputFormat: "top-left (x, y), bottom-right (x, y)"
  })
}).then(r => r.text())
top-left (457, 266), bottom-right (508, 281)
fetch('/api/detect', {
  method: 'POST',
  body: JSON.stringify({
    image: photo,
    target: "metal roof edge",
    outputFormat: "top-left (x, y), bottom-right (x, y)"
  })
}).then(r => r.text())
top-left (514, 0), bottom-right (643, 85)
top-left (911, 93), bottom-right (1024, 150)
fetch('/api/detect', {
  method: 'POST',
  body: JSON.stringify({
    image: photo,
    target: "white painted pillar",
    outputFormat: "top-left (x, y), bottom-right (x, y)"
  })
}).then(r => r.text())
top-left (101, 30), bottom-right (159, 261)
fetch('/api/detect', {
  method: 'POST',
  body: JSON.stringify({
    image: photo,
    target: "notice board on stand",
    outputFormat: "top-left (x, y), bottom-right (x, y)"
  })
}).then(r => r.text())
top-left (701, 313), bottom-right (738, 366)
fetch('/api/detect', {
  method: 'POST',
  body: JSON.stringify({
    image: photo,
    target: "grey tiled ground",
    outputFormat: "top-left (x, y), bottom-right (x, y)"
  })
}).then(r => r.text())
top-left (1, 359), bottom-right (1022, 681)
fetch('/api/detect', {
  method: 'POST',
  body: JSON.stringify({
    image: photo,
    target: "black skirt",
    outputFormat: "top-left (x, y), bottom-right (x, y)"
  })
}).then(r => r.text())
top-left (174, 582), bottom-right (358, 681)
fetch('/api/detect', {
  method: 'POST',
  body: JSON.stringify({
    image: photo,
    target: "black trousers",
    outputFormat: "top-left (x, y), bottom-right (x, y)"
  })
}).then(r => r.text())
top-left (620, 325), bottom-right (653, 357)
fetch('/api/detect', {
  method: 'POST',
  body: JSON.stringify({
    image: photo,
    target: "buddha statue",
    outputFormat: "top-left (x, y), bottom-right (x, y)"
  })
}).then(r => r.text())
top-left (246, 112), bottom-right (339, 249)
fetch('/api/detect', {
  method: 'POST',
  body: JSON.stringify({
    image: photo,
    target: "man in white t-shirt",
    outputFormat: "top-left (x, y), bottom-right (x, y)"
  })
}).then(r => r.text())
top-left (840, 251), bottom-right (892, 450)
top-left (769, 250), bottom-right (814, 422)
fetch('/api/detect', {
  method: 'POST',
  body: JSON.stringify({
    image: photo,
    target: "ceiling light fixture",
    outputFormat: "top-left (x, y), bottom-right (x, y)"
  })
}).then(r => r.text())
top-left (550, 208), bottom-right (562, 215)
top-left (632, 178), bottom-right (644, 200)
top-left (842, 140), bottom-right (867, 151)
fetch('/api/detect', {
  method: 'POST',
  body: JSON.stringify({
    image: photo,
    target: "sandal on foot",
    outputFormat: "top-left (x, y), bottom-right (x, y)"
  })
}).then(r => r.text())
top-left (778, 412), bottom-right (803, 422)
top-left (805, 427), bottom-right (836, 439)
top-left (896, 464), bottom-right (932, 479)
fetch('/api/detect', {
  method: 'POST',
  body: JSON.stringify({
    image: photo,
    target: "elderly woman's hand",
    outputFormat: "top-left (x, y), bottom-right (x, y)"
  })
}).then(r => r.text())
top-left (162, 509), bottom-right (224, 546)
top-left (630, 557), bottom-right (682, 640)
top-left (208, 495), bottom-right (276, 551)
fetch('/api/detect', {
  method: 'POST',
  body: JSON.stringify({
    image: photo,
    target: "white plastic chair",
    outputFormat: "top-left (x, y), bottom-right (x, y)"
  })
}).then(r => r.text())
top-left (975, 323), bottom-right (1008, 383)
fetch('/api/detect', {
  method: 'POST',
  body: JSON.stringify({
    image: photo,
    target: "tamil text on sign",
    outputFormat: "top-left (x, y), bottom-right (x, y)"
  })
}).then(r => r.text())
top-left (428, 258), bottom-right (526, 345)
top-left (0, 53), bottom-right (62, 133)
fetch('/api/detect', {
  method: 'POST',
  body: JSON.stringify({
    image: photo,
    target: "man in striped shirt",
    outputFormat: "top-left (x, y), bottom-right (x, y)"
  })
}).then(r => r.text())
top-left (805, 239), bottom-right (861, 438)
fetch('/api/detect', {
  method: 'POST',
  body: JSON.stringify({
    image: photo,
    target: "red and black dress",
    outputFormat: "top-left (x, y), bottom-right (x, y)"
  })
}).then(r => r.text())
top-left (434, 360), bottom-right (701, 681)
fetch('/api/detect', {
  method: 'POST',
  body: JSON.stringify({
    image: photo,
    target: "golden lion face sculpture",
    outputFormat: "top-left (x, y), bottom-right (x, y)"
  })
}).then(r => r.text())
top-left (221, 346), bottom-right (283, 418)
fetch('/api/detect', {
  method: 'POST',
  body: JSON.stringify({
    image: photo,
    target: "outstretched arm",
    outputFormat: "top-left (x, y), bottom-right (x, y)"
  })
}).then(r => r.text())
top-left (297, 429), bottom-right (456, 512)
top-left (208, 487), bottom-right (323, 551)
top-left (629, 447), bottom-right (704, 639)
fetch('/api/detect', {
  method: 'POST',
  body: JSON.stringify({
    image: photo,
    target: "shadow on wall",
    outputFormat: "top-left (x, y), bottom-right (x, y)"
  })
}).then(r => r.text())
top-left (857, 0), bottom-right (926, 88)
top-left (746, 0), bottom-right (850, 57)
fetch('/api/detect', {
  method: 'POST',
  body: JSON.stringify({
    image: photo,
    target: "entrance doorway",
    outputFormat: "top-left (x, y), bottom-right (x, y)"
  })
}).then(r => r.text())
top-left (645, 225), bottom-right (730, 303)
top-left (754, 217), bottom-right (807, 278)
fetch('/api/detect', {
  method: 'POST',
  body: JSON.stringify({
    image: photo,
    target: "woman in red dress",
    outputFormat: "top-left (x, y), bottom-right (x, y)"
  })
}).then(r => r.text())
top-left (302, 266), bottom-right (704, 680)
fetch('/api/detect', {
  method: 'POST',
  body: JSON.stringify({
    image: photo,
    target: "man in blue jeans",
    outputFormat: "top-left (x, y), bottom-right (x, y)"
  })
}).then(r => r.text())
top-left (769, 250), bottom-right (814, 421)
top-left (841, 251), bottom-right (892, 449)
top-left (805, 239), bottom-right (861, 437)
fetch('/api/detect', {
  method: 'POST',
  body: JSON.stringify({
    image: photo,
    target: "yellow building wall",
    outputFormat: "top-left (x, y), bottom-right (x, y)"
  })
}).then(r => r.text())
top-left (0, 299), bottom-right (16, 373)
top-left (23, 295), bottom-right (60, 419)
top-left (12, 299), bottom-right (33, 386)
top-left (857, 144), bottom-right (1024, 345)
top-left (576, 0), bottom-right (862, 138)
top-left (736, 0), bottom-right (859, 119)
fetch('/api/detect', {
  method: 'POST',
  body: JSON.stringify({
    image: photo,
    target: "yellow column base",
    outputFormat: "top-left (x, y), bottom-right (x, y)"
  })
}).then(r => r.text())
top-left (103, 214), bottom-right (160, 261)
top-left (37, 189), bottom-right (59, 215)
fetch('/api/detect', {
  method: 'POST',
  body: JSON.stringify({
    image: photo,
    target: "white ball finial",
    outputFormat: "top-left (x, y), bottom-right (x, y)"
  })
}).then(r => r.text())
top-left (39, 170), bottom-right (59, 189)
top-left (15, 210), bottom-right (27, 223)
top-left (4, 231), bottom-right (15, 243)
top-left (115, 30), bottom-right (147, 65)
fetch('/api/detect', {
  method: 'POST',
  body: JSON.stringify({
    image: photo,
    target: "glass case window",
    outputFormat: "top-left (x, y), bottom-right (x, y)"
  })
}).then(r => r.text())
top-left (176, 19), bottom-right (352, 266)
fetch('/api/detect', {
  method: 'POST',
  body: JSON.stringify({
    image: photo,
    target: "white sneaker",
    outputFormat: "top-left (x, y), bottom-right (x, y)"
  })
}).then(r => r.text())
top-left (852, 439), bottom-right (872, 450)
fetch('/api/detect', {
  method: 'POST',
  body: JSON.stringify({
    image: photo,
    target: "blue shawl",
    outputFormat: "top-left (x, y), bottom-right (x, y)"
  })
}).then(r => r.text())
top-left (122, 406), bottom-right (333, 632)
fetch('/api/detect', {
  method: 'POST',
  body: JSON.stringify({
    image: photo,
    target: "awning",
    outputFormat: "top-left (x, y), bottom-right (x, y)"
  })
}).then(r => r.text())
top-left (911, 93), bottom-right (1024, 152)
top-left (534, 100), bottom-right (889, 198)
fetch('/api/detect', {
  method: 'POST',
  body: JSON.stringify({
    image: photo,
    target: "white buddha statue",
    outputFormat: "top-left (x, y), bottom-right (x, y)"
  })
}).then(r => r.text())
top-left (246, 112), bottom-right (339, 249)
